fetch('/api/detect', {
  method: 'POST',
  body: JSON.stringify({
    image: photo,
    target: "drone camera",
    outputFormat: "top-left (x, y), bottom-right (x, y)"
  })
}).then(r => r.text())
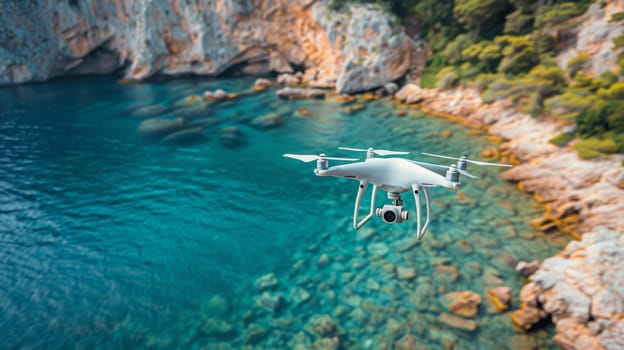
top-left (376, 205), bottom-right (408, 224)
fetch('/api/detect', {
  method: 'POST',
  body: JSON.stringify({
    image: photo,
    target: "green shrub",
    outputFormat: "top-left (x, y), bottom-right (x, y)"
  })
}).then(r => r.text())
top-left (549, 132), bottom-right (575, 146)
top-left (495, 35), bottom-right (538, 74)
top-left (442, 34), bottom-right (472, 64)
top-left (609, 12), bottom-right (624, 22)
top-left (577, 102), bottom-right (620, 137)
top-left (613, 35), bottom-right (624, 49)
top-left (566, 52), bottom-right (589, 77)
top-left (608, 82), bottom-right (624, 100)
top-left (436, 67), bottom-right (459, 90)
top-left (570, 72), bottom-right (604, 92)
top-left (573, 137), bottom-right (618, 159)
top-left (544, 90), bottom-right (596, 120)
top-left (459, 62), bottom-right (482, 80)
top-left (598, 71), bottom-right (619, 88)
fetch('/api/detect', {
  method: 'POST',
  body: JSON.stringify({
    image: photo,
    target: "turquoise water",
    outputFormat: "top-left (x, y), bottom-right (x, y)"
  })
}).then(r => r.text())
top-left (0, 77), bottom-right (568, 349)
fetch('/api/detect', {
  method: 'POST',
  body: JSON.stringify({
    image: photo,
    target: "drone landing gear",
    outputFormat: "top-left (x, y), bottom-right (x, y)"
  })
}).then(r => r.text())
top-left (411, 184), bottom-right (431, 240)
top-left (353, 181), bottom-right (377, 229)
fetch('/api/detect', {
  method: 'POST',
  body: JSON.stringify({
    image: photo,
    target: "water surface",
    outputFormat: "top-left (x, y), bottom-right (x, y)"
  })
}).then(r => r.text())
top-left (0, 77), bottom-right (568, 349)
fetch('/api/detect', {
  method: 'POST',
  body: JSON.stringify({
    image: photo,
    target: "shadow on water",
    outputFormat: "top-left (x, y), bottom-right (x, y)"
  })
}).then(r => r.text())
top-left (0, 76), bottom-right (568, 349)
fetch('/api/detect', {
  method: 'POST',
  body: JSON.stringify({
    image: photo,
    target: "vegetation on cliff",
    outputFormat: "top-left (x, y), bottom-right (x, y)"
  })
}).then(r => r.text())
top-left (331, 0), bottom-right (624, 158)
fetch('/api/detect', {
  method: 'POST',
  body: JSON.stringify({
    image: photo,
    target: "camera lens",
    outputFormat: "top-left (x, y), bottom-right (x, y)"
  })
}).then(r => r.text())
top-left (383, 210), bottom-right (397, 223)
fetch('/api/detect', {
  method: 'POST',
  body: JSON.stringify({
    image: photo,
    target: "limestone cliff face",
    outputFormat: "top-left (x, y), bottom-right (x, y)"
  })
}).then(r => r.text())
top-left (0, 0), bottom-right (413, 93)
top-left (558, 0), bottom-right (624, 74)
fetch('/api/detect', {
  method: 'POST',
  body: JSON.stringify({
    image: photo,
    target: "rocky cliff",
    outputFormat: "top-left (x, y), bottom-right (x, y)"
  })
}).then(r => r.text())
top-left (0, 0), bottom-right (415, 93)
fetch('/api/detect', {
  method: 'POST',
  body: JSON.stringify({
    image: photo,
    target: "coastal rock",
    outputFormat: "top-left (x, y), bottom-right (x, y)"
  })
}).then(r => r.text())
top-left (277, 73), bottom-right (302, 86)
top-left (384, 82), bottom-right (399, 95)
top-left (276, 87), bottom-right (325, 99)
top-left (512, 304), bottom-right (546, 331)
top-left (487, 286), bottom-right (512, 312)
top-left (250, 113), bottom-right (284, 130)
top-left (395, 84), bottom-right (424, 104)
top-left (513, 228), bottom-right (624, 347)
top-left (138, 118), bottom-right (184, 138)
top-left (516, 260), bottom-right (540, 277)
top-left (253, 78), bottom-right (271, 91)
top-left (254, 273), bottom-right (278, 291)
top-left (204, 89), bottom-right (228, 102)
top-left (0, 1), bottom-right (418, 94)
top-left (442, 291), bottom-right (482, 318)
top-left (396, 266), bottom-right (417, 280)
top-left (557, 2), bottom-right (624, 75)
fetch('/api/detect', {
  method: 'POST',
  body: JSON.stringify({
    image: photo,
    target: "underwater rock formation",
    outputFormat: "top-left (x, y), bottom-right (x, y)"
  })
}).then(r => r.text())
top-left (0, 0), bottom-right (415, 93)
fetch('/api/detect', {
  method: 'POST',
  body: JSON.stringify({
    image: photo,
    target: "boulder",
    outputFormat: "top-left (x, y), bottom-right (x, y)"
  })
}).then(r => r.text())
top-left (218, 126), bottom-right (245, 148)
top-left (254, 78), bottom-right (271, 91)
top-left (277, 73), bottom-right (301, 86)
top-left (487, 286), bottom-right (512, 312)
top-left (512, 304), bottom-right (546, 331)
top-left (396, 266), bottom-right (417, 280)
top-left (341, 103), bottom-right (366, 115)
top-left (395, 84), bottom-right (424, 104)
top-left (254, 273), bottom-right (278, 291)
top-left (161, 127), bottom-right (203, 145)
top-left (250, 113), bottom-right (284, 129)
top-left (138, 117), bottom-right (185, 138)
top-left (384, 82), bottom-right (399, 95)
top-left (276, 87), bottom-right (325, 99)
top-left (289, 286), bottom-right (311, 308)
top-left (204, 89), bottom-right (228, 102)
top-left (442, 291), bottom-right (482, 318)
top-left (516, 260), bottom-right (540, 277)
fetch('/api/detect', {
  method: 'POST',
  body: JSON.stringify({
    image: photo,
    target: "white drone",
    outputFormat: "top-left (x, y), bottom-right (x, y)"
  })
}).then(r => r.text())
top-left (283, 147), bottom-right (512, 240)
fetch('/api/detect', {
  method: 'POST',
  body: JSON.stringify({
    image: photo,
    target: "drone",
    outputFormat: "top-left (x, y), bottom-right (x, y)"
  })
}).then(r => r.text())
top-left (283, 147), bottom-right (512, 240)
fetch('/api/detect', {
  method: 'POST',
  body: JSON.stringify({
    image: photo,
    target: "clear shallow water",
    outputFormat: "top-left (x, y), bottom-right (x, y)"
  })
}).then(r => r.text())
top-left (0, 77), bottom-right (568, 349)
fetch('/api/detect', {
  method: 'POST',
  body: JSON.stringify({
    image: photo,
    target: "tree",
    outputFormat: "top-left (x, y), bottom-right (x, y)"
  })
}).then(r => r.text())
top-left (454, 0), bottom-right (506, 41)
top-left (534, 2), bottom-right (579, 44)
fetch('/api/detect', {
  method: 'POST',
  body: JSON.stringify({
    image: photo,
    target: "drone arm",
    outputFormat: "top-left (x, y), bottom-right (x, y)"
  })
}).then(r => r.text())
top-left (411, 184), bottom-right (432, 240)
top-left (353, 181), bottom-right (377, 229)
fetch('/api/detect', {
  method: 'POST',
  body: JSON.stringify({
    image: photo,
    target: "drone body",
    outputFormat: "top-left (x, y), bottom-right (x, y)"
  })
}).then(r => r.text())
top-left (284, 147), bottom-right (512, 240)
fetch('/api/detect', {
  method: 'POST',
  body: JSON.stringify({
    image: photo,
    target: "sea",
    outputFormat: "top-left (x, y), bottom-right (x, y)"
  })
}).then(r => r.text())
top-left (0, 76), bottom-right (569, 349)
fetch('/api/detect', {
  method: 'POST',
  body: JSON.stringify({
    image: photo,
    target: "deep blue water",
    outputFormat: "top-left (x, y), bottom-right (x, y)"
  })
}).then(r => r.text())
top-left (0, 77), bottom-right (568, 349)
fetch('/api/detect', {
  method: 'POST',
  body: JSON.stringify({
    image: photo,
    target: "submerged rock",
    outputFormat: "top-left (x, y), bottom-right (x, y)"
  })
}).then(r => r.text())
top-left (201, 318), bottom-right (236, 338)
top-left (255, 273), bottom-right (278, 291)
top-left (306, 314), bottom-right (339, 338)
top-left (442, 291), bottom-right (482, 318)
top-left (138, 117), bottom-right (184, 138)
top-left (218, 126), bottom-right (245, 148)
top-left (204, 89), bottom-right (229, 102)
top-left (129, 104), bottom-right (169, 118)
top-left (276, 87), bottom-right (325, 99)
top-left (439, 313), bottom-right (478, 332)
top-left (250, 113), bottom-right (284, 129)
top-left (255, 292), bottom-right (285, 313)
top-left (161, 127), bottom-right (203, 145)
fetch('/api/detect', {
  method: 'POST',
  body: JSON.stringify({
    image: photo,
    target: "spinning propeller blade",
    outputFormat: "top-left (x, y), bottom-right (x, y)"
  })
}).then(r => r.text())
top-left (338, 147), bottom-right (409, 156)
top-left (457, 169), bottom-right (478, 179)
top-left (283, 154), bottom-right (358, 163)
top-left (421, 152), bottom-right (513, 167)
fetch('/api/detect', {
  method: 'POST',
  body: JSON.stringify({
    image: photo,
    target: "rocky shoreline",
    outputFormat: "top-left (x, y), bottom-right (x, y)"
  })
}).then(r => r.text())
top-left (395, 84), bottom-right (624, 350)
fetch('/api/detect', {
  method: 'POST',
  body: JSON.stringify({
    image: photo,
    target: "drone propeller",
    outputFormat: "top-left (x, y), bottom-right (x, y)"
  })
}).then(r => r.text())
top-left (283, 153), bottom-right (358, 163)
top-left (421, 152), bottom-right (513, 167)
top-left (339, 147), bottom-right (410, 156)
